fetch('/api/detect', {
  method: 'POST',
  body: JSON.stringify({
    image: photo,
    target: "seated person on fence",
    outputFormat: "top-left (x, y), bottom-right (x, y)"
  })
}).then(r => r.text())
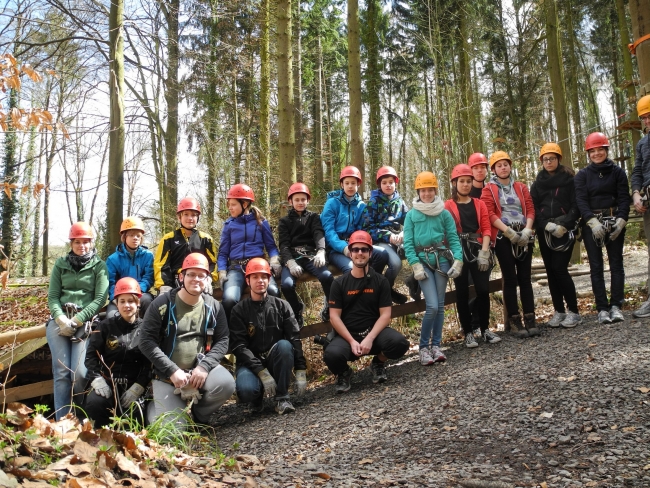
top-left (230, 258), bottom-right (307, 415)
top-left (106, 217), bottom-right (155, 319)
top-left (279, 182), bottom-right (334, 326)
top-left (139, 253), bottom-right (235, 427)
top-left (323, 230), bottom-right (409, 394)
top-left (84, 278), bottom-right (151, 428)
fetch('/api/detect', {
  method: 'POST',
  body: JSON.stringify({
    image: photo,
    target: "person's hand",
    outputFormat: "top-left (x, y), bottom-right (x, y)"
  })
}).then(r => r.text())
top-left (188, 365), bottom-right (208, 389)
top-left (390, 232), bottom-right (403, 245)
top-left (294, 370), bottom-right (307, 398)
top-left (358, 336), bottom-right (374, 356)
top-left (447, 259), bottom-right (463, 279)
top-left (343, 246), bottom-right (350, 257)
top-left (610, 218), bottom-right (627, 241)
top-left (552, 225), bottom-right (567, 238)
top-left (91, 377), bottom-right (112, 399)
top-left (55, 315), bottom-right (76, 337)
top-left (313, 249), bottom-right (326, 268)
top-left (587, 218), bottom-right (606, 240)
top-left (503, 227), bottom-right (519, 243)
top-left (477, 250), bottom-right (491, 272)
top-left (412, 262), bottom-right (427, 281)
top-left (545, 222), bottom-right (558, 234)
top-left (286, 259), bottom-right (304, 278)
top-left (120, 383), bottom-right (145, 409)
top-left (204, 276), bottom-right (213, 295)
top-left (349, 339), bottom-right (363, 357)
top-left (218, 270), bottom-right (228, 289)
top-left (269, 256), bottom-right (282, 278)
top-left (257, 369), bottom-right (277, 398)
top-left (174, 385), bottom-right (202, 403)
top-left (633, 192), bottom-right (646, 213)
top-left (517, 228), bottom-right (533, 247)
top-left (169, 369), bottom-right (191, 388)
top-left (159, 285), bottom-right (172, 295)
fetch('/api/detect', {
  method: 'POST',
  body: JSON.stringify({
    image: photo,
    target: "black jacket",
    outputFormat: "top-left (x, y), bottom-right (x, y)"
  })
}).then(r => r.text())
top-left (631, 134), bottom-right (650, 192)
top-left (138, 289), bottom-right (229, 379)
top-left (573, 159), bottom-right (631, 222)
top-left (530, 166), bottom-right (580, 231)
top-left (229, 295), bottom-right (306, 375)
top-left (85, 315), bottom-right (151, 388)
top-left (278, 209), bottom-right (326, 264)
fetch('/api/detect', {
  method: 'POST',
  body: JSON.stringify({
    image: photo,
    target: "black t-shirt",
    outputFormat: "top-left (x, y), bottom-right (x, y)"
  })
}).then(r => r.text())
top-left (457, 200), bottom-right (479, 234)
top-left (469, 185), bottom-right (484, 199)
top-left (328, 268), bottom-right (392, 334)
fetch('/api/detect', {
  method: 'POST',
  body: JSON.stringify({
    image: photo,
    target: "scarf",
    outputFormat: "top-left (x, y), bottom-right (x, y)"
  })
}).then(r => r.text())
top-left (67, 249), bottom-right (96, 272)
top-left (412, 195), bottom-right (445, 216)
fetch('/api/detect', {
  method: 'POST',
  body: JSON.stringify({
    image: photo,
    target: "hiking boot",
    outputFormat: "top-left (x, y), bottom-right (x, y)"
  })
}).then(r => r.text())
top-left (509, 314), bottom-right (529, 338)
top-left (609, 306), bottom-right (624, 323)
top-left (371, 360), bottom-right (387, 384)
top-left (320, 304), bottom-right (330, 322)
top-left (464, 333), bottom-right (478, 348)
top-left (391, 288), bottom-right (408, 305)
top-left (560, 311), bottom-right (582, 328)
top-left (598, 310), bottom-right (612, 324)
top-left (336, 369), bottom-right (352, 394)
top-left (419, 347), bottom-right (434, 366)
top-left (547, 311), bottom-right (567, 328)
top-left (250, 397), bottom-right (265, 413)
top-left (294, 303), bottom-right (304, 328)
top-left (633, 300), bottom-right (650, 318)
top-left (524, 313), bottom-right (541, 336)
top-left (275, 399), bottom-right (295, 415)
top-left (430, 346), bottom-right (447, 363)
top-left (482, 329), bottom-right (502, 344)
top-left (404, 273), bottom-right (422, 301)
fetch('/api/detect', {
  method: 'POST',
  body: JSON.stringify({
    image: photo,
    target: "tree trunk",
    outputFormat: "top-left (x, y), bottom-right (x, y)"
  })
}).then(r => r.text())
top-left (293, 0), bottom-right (303, 182)
top-left (1, 89), bottom-right (19, 267)
top-left (628, 0), bottom-right (650, 96)
top-left (162, 0), bottom-right (179, 229)
top-left (347, 0), bottom-right (365, 188)
top-left (498, 0), bottom-right (519, 145)
top-left (260, 0), bottom-right (271, 208)
top-left (365, 0), bottom-right (383, 175)
top-left (17, 128), bottom-right (38, 277)
top-left (277, 0), bottom-right (296, 198)
top-left (233, 75), bottom-right (240, 183)
top-left (31, 132), bottom-right (44, 277)
top-left (313, 33), bottom-right (324, 187)
top-left (323, 65), bottom-right (334, 187)
top-left (564, 0), bottom-right (582, 162)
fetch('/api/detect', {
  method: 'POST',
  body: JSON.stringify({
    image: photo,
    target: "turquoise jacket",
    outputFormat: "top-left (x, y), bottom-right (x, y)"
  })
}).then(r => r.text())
top-left (48, 254), bottom-right (109, 323)
top-left (403, 208), bottom-right (463, 266)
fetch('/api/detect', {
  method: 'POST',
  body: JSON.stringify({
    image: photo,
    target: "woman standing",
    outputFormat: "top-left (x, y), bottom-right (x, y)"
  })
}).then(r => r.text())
top-left (530, 143), bottom-right (582, 328)
top-left (47, 222), bottom-right (109, 419)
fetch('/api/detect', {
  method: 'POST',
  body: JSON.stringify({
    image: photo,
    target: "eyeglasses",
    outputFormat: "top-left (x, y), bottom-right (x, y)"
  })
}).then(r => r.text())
top-left (185, 272), bottom-right (209, 281)
top-left (542, 157), bottom-right (558, 163)
top-left (641, 115), bottom-right (650, 122)
top-left (349, 247), bottom-right (371, 254)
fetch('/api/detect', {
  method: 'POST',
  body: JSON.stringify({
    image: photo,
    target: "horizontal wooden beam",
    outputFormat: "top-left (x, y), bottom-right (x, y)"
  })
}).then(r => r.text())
top-left (0, 325), bottom-right (46, 347)
top-left (2, 380), bottom-right (53, 403)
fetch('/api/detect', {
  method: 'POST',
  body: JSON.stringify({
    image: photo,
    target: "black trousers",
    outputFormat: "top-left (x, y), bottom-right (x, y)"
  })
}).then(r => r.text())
top-left (494, 237), bottom-right (535, 317)
top-left (454, 259), bottom-right (491, 334)
top-left (84, 384), bottom-right (146, 429)
top-left (323, 327), bottom-right (409, 376)
top-left (582, 224), bottom-right (626, 311)
top-left (537, 231), bottom-right (578, 313)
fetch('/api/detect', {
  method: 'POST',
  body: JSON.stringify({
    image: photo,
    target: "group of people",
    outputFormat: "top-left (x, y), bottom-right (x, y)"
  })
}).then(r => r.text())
top-left (46, 95), bottom-right (650, 427)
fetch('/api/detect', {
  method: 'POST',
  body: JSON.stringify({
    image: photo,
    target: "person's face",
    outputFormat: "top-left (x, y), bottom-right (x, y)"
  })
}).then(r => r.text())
top-left (640, 113), bottom-right (650, 131)
top-left (180, 268), bottom-right (208, 293)
top-left (493, 160), bottom-right (511, 179)
top-left (117, 294), bottom-right (139, 322)
top-left (455, 176), bottom-right (473, 196)
top-left (246, 272), bottom-right (270, 295)
top-left (227, 199), bottom-right (245, 218)
top-left (418, 187), bottom-right (436, 203)
top-left (71, 238), bottom-right (92, 256)
top-left (541, 153), bottom-right (560, 173)
top-left (179, 210), bottom-right (199, 229)
top-left (290, 193), bottom-right (309, 212)
top-left (379, 176), bottom-right (396, 196)
top-left (349, 243), bottom-right (371, 267)
top-left (587, 147), bottom-right (608, 164)
top-left (341, 177), bottom-right (359, 197)
top-left (123, 230), bottom-right (143, 249)
top-left (471, 164), bottom-right (488, 183)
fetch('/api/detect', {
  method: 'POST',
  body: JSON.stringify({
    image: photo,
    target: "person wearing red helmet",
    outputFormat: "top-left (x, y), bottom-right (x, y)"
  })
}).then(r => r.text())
top-left (217, 183), bottom-right (282, 320)
top-left (574, 132), bottom-right (631, 324)
top-left (47, 222), bottom-right (109, 420)
top-left (84, 278), bottom-right (151, 428)
top-left (139, 253), bottom-right (235, 428)
top-left (324, 231), bottom-right (409, 393)
top-left (278, 182), bottom-right (334, 325)
top-left (468, 153), bottom-right (489, 198)
top-left (444, 164), bottom-right (500, 348)
top-left (229, 258), bottom-right (307, 415)
top-left (153, 197), bottom-right (218, 294)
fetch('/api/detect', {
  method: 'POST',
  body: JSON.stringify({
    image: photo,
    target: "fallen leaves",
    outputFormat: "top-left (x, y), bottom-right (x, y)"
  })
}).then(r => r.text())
top-left (558, 376), bottom-right (576, 382)
top-left (539, 412), bottom-right (554, 418)
top-left (637, 387), bottom-right (650, 393)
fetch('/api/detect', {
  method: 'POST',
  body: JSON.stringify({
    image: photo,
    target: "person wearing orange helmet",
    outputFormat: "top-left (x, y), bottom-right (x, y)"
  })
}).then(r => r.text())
top-left (47, 222), bottom-right (109, 420)
top-left (218, 183), bottom-right (282, 320)
top-left (229, 258), bottom-right (306, 414)
top-left (106, 217), bottom-right (154, 319)
top-left (84, 278), bottom-right (151, 428)
top-left (153, 197), bottom-right (218, 294)
top-left (278, 182), bottom-right (334, 325)
top-left (139, 253), bottom-right (235, 428)
top-left (324, 231), bottom-right (409, 392)
top-left (468, 152), bottom-right (490, 198)
top-left (574, 132), bottom-right (630, 324)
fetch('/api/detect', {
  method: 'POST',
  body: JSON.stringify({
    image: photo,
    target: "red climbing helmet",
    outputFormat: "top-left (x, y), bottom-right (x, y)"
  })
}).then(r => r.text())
top-left (467, 153), bottom-right (488, 168)
top-left (584, 132), bottom-right (610, 151)
top-left (227, 183), bottom-right (255, 202)
top-left (348, 230), bottom-right (373, 248)
top-left (245, 257), bottom-right (272, 278)
top-left (287, 182), bottom-right (311, 200)
top-left (181, 253), bottom-right (210, 274)
top-left (376, 166), bottom-right (399, 185)
top-left (69, 222), bottom-right (94, 240)
top-left (451, 164), bottom-right (474, 181)
top-left (177, 197), bottom-right (201, 215)
top-left (339, 165), bottom-right (362, 184)
top-left (114, 277), bottom-right (142, 298)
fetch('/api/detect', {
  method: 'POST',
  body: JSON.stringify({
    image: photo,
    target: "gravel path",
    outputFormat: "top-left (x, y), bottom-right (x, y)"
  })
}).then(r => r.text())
top-left (212, 312), bottom-right (650, 487)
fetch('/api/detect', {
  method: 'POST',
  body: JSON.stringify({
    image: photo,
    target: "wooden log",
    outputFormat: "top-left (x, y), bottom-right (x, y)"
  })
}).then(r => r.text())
top-left (0, 324), bottom-right (46, 347)
top-left (0, 337), bottom-right (48, 372)
top-left (2, 380), bottom-right (53, 403)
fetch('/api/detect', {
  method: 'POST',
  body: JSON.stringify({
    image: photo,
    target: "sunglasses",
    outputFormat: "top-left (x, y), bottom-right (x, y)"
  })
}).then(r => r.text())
top-left (349, 247), bottom-right (371, 254)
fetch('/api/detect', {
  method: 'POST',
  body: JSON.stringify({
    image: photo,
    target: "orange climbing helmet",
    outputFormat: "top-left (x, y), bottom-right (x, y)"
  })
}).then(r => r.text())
top-left (114, 277), bottom-right (142, 298)
top-left (376, 166), bottom-right (399, 185)
top-left (69, 222), bottom-right (94, 240)
top-left (120, 216), bottom-right (145, 234)
top-left (637, 94), bottom-right (650, 117)
top-left (539, 143), bottom-right (562, 161)
top-left (245, 257), bottom-right (272, 278)
top-left (414, 171), bottom-right (438, 190)
top-left (489, 151), bottom-right (512, 169)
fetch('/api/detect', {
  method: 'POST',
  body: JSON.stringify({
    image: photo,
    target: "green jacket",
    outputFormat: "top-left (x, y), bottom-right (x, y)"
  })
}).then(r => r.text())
top-left (403, 209), bottom-right (463, 266)
top-left (48, 255), bottom-right (109, 323)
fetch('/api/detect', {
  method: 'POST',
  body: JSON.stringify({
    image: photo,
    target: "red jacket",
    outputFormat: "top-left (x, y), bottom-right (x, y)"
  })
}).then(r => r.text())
top-left (444, 198), bottom-right (492, 245)
top-left (481, 181), bottom-right (535, 245)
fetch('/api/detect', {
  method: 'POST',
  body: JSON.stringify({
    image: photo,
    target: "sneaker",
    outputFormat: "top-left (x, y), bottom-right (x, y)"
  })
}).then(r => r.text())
top-left (320, 304), bottom-right (330, 322)
top-left (419, 347), bottom-right (434, 365)
top-left (404, 273), bottom-right (422, 301)
top-left (547, 311), bottom-right (567, 328)
top-left (609, 306), bottom-right (624, 323)
top-left (598, 310), bottom-right (612, 324)
top-left (275, 399), bottom-right (295, 415)
top-left (633, 300), bottom-right (650, 318)
top-left (482, 329), bottom-right (502, 344)
top-left (370, 360), bottom-right (387, 384)
top-left (464, 333), bottom-right (478, 348)
top-left (560, 311), bottom-right (582, 328)
top-left (336, 369), bottom-right (352, 394)
top-left (391, 288), bottom-right (408, 305)
top-left (430, 346), bottom-right (447, 363)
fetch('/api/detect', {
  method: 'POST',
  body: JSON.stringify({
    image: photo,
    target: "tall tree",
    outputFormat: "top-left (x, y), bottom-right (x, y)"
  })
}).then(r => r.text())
top-left (363, 0), bottom-right (383, 174)
top-left (277, 0), bottom-right (296, 198)
top-left (347, 0), bottom-right (364, 186)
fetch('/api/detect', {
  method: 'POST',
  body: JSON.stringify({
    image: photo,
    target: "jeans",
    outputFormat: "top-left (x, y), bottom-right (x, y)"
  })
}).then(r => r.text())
top-left (235, 340), bottom-right (295, 402)
top-left (418, 260), bottom-right (450, 348)
top-left (582, 224), bottom-right (626, 311)
top-left (46, 319), bottom-right (88, 420)
top-left (280, 259), bottom-right (334, 319)
top-left (454, 259), bottom-right (491, 333)
top-left (107, 292), bottom-right (154, 319)
top-left (537, 230), bottom-right (578, 313)
top-left (222, 268), bottom-right (280, 319)
top-left (494, 238), bottom-right (535, 317)
top-left (375, 243), bottom-right (402, 287)
top-left (328, 245), bottom-right (388, 274)
top-left (323, 327), bottom-right (409, 375)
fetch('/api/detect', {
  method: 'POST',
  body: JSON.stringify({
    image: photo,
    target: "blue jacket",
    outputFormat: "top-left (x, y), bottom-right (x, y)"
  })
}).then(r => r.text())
top-left (362, 189), bottom-right (408, 243)
top-left (321, 190), bottom-right (365, 253)
top-left (217, 213), bottom-right (279, 271)
top-left (106, 244), bottom-right (154, 300)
